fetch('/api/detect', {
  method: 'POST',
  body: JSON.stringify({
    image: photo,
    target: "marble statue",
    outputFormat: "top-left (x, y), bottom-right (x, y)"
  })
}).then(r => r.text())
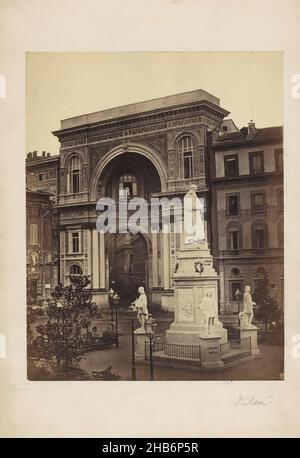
top-left (131, 286), bottom-right (149, 333)
top-left (183, 185), bottom-right (206, 246)
top-left (239, 285), bottom-right (256, 328)
top-left (199, 292), bottom-right (217, 336)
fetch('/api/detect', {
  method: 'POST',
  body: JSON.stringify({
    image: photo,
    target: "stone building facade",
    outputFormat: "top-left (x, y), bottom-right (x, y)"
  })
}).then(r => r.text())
top-left (209, 123), bottom-right (284, 313)
top-left (26, 89), bottom-right (284, 312)
top-left (51, 90), bottom-right (229, 308)
top-left (26, 188), bottom-right (58, 301)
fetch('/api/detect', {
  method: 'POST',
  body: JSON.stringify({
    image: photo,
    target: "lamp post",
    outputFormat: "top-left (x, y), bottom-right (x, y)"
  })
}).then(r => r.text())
top-left (144, 314), bottom-right (157, 381)
top-left (131, 318), bottom-right (136, 381)
top-left (109, 288), bottom-right (114, 326)
top-left (113, 293), bottom-right (120, 347)
top-left (235, 288), bottom-right (241, 314)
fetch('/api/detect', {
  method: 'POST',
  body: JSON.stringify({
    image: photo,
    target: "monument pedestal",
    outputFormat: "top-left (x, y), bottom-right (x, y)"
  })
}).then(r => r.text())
top-left (199, 335), bottom-right (224, 369)
top-left (165, 243), bottom-right (228, 359)
top-left (134, 331), bottom-right (147, 360)
top-left (240, 325), bottom-right (260, 356)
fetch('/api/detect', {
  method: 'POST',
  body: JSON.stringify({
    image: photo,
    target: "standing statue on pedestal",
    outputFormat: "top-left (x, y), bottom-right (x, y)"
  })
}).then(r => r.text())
top-left (130, 286), bottom-right (149, 333)
top-left (183, 185), bottom-right (206, 246)
top-left (239, 285), bottom-right (256, 328)
top-left (199, 292), bottom-right (217, 336)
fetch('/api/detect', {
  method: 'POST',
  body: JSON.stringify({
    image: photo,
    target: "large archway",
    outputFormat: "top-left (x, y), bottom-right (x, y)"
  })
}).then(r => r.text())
top-left (107, 232), bottom-right (150, 303)
top-left (90, 142), bottom-right (167, 201)
top-left (93, 146), bottom-right (163, 305)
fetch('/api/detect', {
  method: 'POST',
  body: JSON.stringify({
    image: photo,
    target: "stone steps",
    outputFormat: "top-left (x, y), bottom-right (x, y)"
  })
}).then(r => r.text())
top-left (221, 349), bottom-right (251, 364)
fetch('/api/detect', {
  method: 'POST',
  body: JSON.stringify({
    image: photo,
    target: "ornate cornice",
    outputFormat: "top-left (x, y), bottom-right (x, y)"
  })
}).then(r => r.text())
top-left (53, 102), bottom-right (228, 148)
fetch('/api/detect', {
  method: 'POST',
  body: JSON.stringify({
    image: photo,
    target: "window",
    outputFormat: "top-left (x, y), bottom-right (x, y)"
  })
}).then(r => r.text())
top-left (49, 170), bottom-right (57, 179)
top-left (277, 189), bottom-right (284, 212)
top-left (29, 223), bottom-right (38, 245)
top-left (230, 281), bottom-right (243, 301)
top-left (249, 151), bottom-right (264, 174)
top-left (49, 184), bottom-right (57, 195)
top-left (278, 219), bottom-right (284, 248)
top-left (252, 220), bottom-right (268, 249)
top-left (227, 222), bottom-right (242, 252)
top-left (224, 155), bottom-right (239, 177)
top-left (38, 173), bottom-right (43, 181)
top-left (119, 174), bottom-right (137, 199)
top-left (69, 264), bottom-right (82, 276)
top-left (178, 136), bottom-right (195, 179)
top-left (67, 155), bottom-right (81, 194)
top-left (275, 148), bottom-right (283, 172)
top-left (227, 194), bottom-right (239, 216)
top-left (251, 191), bottom-right (266, 213)
top-left (231, 267), bottom-right (240, 276)
top-left (72, 232), bottom-right (79, 253)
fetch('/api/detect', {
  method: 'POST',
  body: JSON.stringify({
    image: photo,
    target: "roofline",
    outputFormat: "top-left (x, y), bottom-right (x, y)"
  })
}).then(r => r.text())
top-left (212, 126), bottom-right (283, 150)
top-left (26, 155), bottom-right (59, 165)
top-left (52, 99), bottom-right (230, 137)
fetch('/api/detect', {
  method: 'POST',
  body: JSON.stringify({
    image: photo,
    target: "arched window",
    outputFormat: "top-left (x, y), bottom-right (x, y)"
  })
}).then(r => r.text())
top-left (178, 135), bottom-right (195, 179)
top-left (231, 267), bottom-right (241, 276)
top-left (69, 264), bottom-right (82, 276)
top-left (67, 155), bottom-right (81, 194)
top-left (255, 266), bottom-right (268, 278)
top-left (119, 174), bottom-right (137, 199)
top-left (226, 222), bottom-right (242, 252)
top-left (277, 219), bottom-right (284, 248)
top-left (252, 220), bottom-right (268, 249)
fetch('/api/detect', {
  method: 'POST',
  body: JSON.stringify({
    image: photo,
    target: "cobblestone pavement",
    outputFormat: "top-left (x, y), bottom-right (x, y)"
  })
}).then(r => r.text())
top-left (79, 311), bottom-right (284, 381)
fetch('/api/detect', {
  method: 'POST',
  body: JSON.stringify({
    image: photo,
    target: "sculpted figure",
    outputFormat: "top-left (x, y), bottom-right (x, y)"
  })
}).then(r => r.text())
top-left (183, 185), bottom-right (206, 246)
top-left (239, 285), bottom-right (255, 327)
top-left (131, 286), bottom-right (149, 333)
top-left (199, 292), bottom-right (217, 335)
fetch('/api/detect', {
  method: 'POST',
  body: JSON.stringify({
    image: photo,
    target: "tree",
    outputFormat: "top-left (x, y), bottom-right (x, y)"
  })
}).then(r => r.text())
top-left (28, 276), bottom-right (97, 373)
top-left (253, 277), bottom-right (282, 331)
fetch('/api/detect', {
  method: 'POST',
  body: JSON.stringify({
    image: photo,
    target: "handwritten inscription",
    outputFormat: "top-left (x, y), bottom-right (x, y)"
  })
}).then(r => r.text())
top-left (235, 395), bottom-right (273, 407)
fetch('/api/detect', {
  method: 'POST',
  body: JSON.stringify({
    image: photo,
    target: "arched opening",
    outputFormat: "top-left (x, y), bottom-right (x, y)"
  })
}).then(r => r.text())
top-left (95, 151), bottom-right (161, 201)
top-left (252, 220), bottom-right (268, 250)
top-left (95, 150), bottom-right (160, 304)
top-left (107, 232), bottom-right (149, 303)
top-left (226, 221), bottom-right (242, 253)
top-left (67, 154), bottom-right (82, 194)
top-left (69, 264), bottom-right (83, 276)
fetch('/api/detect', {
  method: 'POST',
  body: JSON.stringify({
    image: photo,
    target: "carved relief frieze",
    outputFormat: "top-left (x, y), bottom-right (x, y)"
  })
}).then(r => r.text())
top-left (60, 209), bottom-right (89, 219)
top-left (58, 105), bottom-right (226, 148)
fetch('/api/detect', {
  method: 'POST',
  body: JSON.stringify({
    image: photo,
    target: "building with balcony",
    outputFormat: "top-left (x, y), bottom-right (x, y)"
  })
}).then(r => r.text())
top-left (209, 122), bottom-right (284, 314)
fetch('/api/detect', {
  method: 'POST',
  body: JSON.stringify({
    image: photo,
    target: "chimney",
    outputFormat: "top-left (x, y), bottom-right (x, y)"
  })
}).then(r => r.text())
top-left (33, 150), bottom-right (37, 159)
top-left (42, 151), bottom-right (46, 157)
top-left (27, 152), bottom-right (33, 159)
top-left (47, 152), bottom-right (51, 157)
top-left (248, 120), bottom-right (256, 137)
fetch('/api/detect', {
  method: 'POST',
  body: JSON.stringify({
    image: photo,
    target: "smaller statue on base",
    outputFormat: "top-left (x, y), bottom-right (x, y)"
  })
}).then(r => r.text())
top-left (130, 286), bottom-right (149, 333)
top-left (239, 285), bottom-right (256, 328)
top-left (199, 292), bottom-right (217, 336)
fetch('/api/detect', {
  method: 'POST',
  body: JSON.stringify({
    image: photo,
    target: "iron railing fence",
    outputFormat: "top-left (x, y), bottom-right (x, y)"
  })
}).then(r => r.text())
top-left (145, 339), bottom-right (202, 367)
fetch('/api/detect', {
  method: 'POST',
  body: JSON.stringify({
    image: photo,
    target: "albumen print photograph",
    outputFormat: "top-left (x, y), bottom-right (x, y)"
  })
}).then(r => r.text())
top-left (26, 52), bottom-right (284, 381)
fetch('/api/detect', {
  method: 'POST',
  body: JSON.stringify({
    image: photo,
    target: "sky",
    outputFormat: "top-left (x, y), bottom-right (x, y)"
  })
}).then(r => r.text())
top-left (26, 52), bottom-right (283, 154)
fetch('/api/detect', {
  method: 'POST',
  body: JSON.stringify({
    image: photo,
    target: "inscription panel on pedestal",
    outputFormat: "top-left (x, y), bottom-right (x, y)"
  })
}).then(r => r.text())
top-left (177, 288), bottom-right (194, 323)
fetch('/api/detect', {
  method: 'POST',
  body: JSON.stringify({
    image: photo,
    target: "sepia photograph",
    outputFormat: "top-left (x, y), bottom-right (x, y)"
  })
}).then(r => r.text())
top-left (25, 52), bottom-right (284, 382)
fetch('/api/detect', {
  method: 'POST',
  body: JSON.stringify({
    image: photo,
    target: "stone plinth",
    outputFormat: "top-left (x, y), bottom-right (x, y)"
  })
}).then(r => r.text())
top-left (239, 325), bottom-right (260, 356)
top-left (134, 331), bottom-right (147, 360)
top-left (198, 335), bottom-right (224, 369)
top-left (166, 244), bottom-right (228, 347)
